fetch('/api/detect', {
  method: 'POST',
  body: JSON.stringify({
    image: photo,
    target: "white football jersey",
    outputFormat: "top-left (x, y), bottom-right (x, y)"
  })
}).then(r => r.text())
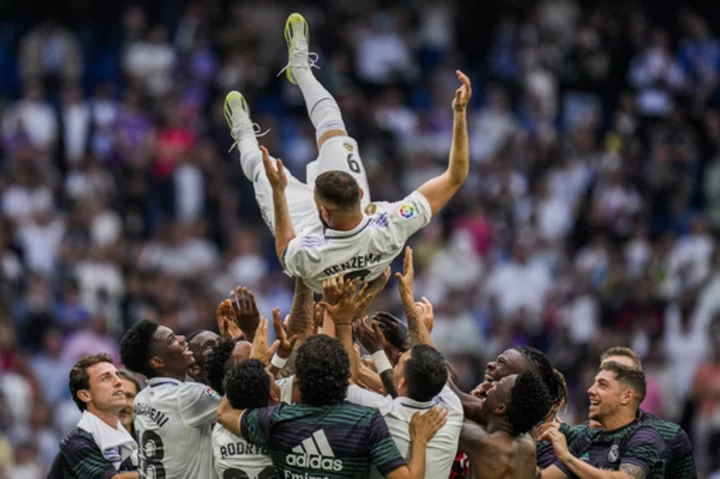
top-left (133, 377), bottom-right (220, 479)
top-left (284, 191), bottom-right (432, 292)
top-left (212, 424), bottom-right (276, 479)
top-left (346, 385), bottom-right (464, 479)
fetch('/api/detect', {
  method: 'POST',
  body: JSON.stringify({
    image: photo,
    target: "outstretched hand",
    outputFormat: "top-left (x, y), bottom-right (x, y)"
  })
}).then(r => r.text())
top-left (230, 286), bottom-right (261, 340)
top-left (396, 246), bottom-right (415, 303)
top-left (216, 299), bottom-right (244, 339)
top-left (452, 70), bottom-right (472, 113)
top-left (355, 319), bottom-right (387, 354)
top-left (319, 275), bottom-right (373, 325)
top-left (261, 145), bottom-right (288, 191)
top-left (272, 307), bottom-right (298, 359)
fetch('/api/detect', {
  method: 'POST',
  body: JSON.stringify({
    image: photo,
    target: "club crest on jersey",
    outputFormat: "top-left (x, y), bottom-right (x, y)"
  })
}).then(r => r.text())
top-left (364, 203), bottom-right (377, 215)
top-left (398, 204), bottom-right (415, 219)
top-left (205, 387), bottom-right (221, 400)
top-left (608, 444), bottom-right (619, 463)
top-left (343, 142), bottom-right (354, 152)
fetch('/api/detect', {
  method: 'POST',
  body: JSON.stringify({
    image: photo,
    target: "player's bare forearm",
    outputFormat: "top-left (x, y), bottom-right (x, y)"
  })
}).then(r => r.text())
top-left (287, 278), bottom-right (314, 339)
top-left (401, 299), bottom-right (433, 347)
top-left (405, 436), bottom-right (429, 479)
top-left (548, 455), bottom-right (640, 479)
top-left (336, 323), bottom-right (358, 382)
top-left (449, 109), bottom-right (469, 184)
top-left (111, 473), bottom-right (139, 479)
top-left (380, 369), bottom-right (398, 398)
top-left (416, 100), bottom-right (469, 216)
top-left (217, 397), bottom-right (244, 436)
top-left (272, 189), bottom-right (295, 266)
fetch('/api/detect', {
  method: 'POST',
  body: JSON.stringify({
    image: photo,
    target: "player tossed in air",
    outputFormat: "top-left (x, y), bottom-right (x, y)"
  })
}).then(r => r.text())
top-left (223, 12), bottom-right (471, 292)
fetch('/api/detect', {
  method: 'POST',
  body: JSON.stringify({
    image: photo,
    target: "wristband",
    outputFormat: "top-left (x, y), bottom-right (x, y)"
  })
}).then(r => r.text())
top-left (371, 350), bottom-right (393, 374)
top-left (271, 354), bottom-right (288, 369)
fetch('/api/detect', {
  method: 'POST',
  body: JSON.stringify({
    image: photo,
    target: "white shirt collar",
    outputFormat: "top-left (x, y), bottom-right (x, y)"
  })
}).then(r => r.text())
top-left (324, 216), bottom-right (370, 239)
top-left (147, 377), bottom-right (182, 388)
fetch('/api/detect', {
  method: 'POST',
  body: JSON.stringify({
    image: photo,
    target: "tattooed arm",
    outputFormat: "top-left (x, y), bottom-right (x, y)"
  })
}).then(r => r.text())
top-left (395, 247), bottom-right (434, 347)
top-left (285, 278), bottom-right (314, 340)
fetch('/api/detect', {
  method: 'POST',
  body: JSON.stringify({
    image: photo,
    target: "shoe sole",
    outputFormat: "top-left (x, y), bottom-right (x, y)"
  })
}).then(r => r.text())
top-left (224, 91), bottom-right (250, 135)
top-left (284, 12), bottom-right (309, 85)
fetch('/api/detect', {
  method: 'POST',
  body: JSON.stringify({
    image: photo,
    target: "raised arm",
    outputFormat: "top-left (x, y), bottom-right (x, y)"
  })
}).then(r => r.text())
top-left (217, 396), bottom-right (244, 436)
top-left (285, 278), bottom-right (315, 340)
top-left (395, 247), bottom-right (434, 347)
top-left (260, 145), bottom-right (295, 266)
top-left (319, 275), bottom-right (374, 384)
top-left (416, 71), bottom-right (471, 216)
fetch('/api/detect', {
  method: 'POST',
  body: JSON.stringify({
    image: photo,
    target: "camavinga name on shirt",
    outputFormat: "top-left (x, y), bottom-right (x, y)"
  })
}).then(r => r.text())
top-left (134, 403), bottom-right (170, 428)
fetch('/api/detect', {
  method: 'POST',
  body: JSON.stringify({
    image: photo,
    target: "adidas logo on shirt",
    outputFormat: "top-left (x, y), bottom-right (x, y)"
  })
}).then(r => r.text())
top-left (285, 430), bottom-right (343, 472)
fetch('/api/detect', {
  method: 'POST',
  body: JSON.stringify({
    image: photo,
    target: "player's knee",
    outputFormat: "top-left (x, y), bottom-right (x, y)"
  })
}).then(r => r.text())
top-left (241, 150), bottom-right (263, 179)
top-left (311, 99), bottom-right (346, 143)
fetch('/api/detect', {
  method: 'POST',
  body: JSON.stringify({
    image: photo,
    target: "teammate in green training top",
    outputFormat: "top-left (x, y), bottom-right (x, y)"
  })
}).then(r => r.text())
top-left (537, 347), bottom-right (696, 479)
top-left (538, 361), bottom-right (665, 479)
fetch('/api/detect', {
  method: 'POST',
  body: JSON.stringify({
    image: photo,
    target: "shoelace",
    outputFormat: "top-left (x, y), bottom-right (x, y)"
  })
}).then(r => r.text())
top-left (277, 51), bottom-right (320, 79)
top-left (228, 123), bottom-right (271, 153)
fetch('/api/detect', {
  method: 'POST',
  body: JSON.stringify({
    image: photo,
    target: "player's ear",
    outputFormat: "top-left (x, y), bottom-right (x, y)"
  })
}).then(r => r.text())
top-left (620, 387), bottom-right (633, 406)
top-left (77, 389), bottom-right (92, 405)
top-left (359, 188), bottom-right (365, 200)
top-left (150, 356), bottom-right (164, 371)
top-left (270, 386), bottom-right (280, 405)
top-left (495, 402), bottom-right (507, 416)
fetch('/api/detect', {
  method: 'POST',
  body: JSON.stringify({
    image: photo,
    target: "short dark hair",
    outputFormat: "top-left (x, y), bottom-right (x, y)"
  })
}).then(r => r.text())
top-left (206, 338), bottom-right (236, 395)
top-left (186, 330), bottom-right (202, 342)
top-left (226, 359), bottom-right (271, 410)
top-left (315, 171), bottom-right (360, 210)
top-left (69, 353), bottom-right (114, 411)
top-left (120, 320), bottom-right (159, 378)
top-left (600, 361), bottom-right (647, 405)
top-left (513, 346), bottom-right (567, 418)
top-left (117, 369), bottom-right (142, 394)
top-left (506, 370), bottom-right (552, 436)
top-left (404, 345), bottom-right (448, 402)
top-left (600, 347), bottom-right (643, 371)
top-left (296, 335), bottom-right (349, 406)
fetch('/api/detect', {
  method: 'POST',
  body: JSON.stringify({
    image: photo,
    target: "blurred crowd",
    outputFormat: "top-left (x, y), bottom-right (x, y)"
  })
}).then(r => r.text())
top-left (2, 0), bottom-right (720, 477)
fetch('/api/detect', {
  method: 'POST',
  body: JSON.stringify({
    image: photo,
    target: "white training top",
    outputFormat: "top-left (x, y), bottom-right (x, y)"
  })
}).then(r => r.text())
top-left (212, 424), bottom-right (275, 479)
top-left (211, 376), bottom-right (297, 478)
top-left (283, 191), bottom-right (433, 292)
top-left (346, 384), bottom-right (464, 479)
top-left (133, 377), bottom-right (220, 479)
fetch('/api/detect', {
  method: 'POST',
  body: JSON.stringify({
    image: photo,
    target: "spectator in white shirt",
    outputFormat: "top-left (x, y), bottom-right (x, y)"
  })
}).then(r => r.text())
top-left (355, 12), bottom-right (416, 86)
top-left (2, 81), bottom-right (57, 153)
top-left (486, 243), bottom-right (552, 324)
top-left (124, 26), bottom-right (177, 98)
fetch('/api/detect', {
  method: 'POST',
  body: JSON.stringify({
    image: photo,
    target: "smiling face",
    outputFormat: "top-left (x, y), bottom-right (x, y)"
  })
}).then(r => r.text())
top-left (479, 374), bottom-right (516, 421)
top-left (151, 325), bottom-right (195, 376)
top-left (80, 362), bottom-right (127, 414)
top-left (587, 369), bottom-right (625, 422)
